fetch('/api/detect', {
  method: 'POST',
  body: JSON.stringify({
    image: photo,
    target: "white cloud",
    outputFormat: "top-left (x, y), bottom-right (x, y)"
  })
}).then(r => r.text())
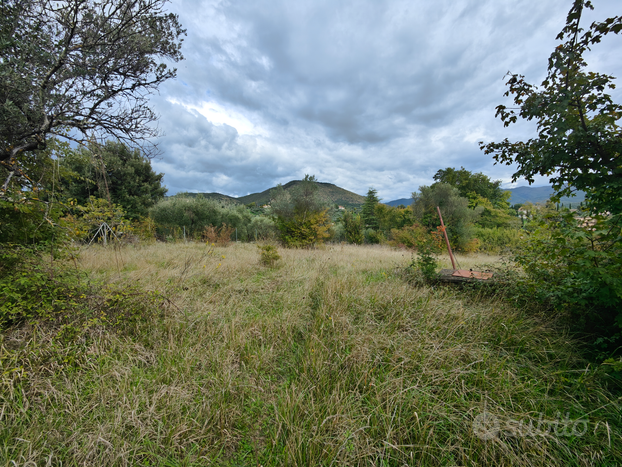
top-left (166, 98), bottom-right (267, 137)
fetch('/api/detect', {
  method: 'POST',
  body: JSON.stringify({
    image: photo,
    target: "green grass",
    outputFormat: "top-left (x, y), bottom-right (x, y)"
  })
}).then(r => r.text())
top-left (0, 243), bottom-right (620, 466)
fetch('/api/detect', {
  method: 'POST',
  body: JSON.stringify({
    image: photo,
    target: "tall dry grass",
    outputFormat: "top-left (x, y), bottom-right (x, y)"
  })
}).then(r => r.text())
top-left (0, 242), bottom-right (619, 466)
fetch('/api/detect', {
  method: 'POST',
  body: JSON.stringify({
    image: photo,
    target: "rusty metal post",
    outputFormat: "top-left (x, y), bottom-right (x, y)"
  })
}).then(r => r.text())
top-left (436, 206), bottom-right (457, 270)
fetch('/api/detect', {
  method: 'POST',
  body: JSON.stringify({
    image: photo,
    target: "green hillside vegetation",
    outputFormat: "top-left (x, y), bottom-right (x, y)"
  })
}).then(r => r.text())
top-left (175, 191), bottom-right (239, 204)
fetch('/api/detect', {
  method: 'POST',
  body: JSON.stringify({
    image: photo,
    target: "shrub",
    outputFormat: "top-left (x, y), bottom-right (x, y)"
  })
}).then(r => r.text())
top-left (271, 175), bottom-right (332, 247)
top-left (416, 245), bottom-right (439, 281)
top-left (0, 245), bottom-right (166, 334)
top-left (202, 223), bottom-right (235, 246)
top-left (248, 215), bottom-right (278, 241)
top-left (277, 210), bottom-right (331, 248)
top-left (330, 223), bottom-right (346, 243)
top-left (150, 195), bottom-right (252, 241)
top-left (462, 237), bottom-right (481, 254)
top-left (364, 228), bottom-right (384, 245)
top-left (473, 226), bottom-right (522, 253)
top-left (131, 217), bottom-right (158, 242)
top-left (62, 197), bottom-right (131, 244)
top-left (341, 210), bottom-right (364, 244)
top-left (258, 244), bottom-right (281, 267)
top-left (513, 211), bottom-right (622, 355)
top-left (389, 223), bottom-right (435, 251)
top-left (0, 187), bottom-right (65, 245)
top-left (411, 183), bottom-right (478, 250)
top-left (405, 244), bottom-right (439, 284)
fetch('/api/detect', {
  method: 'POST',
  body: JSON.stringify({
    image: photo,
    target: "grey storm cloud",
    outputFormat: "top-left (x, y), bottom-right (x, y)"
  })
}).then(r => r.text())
top-left (149, 0), bottom-right (622, 200)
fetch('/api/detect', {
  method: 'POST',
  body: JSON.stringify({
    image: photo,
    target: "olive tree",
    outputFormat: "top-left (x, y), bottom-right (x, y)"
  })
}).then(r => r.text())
top-left (0, 0), bottom-right (185, 192)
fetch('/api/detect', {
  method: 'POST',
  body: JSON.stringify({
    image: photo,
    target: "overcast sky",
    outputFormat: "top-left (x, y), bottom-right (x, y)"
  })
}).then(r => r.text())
top-left (149, 0), bottom-right (621, 201)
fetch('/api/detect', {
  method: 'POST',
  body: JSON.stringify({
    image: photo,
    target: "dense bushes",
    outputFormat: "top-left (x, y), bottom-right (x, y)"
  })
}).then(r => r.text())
top-left (0, 192), bottom-right (63, 245)
top-left (389, 223), bottom-right (437, 250)
top-left (275, 210), bottom-right (331, 248)
top-left (341, 210), bottom-right (364, 244)
top-left (62, 197), bottom-right (131, 244)
top-left (513, 211), bottom-right (622, 351)
top-left (0, 246), bottom-right (166, 334)
top-left (149, 195), bottom-right (253, 241)
top-left (473, 226), bottom-right (523, 253)
top-left (248, 215), bottom-right (278, 241)
top-left (411, 183), bottom-right (478, 251)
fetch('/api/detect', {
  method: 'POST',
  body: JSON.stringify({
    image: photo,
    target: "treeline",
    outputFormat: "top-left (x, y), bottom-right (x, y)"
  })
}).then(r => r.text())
top-left (0, 137), bottom-right (575, 259)
top-left (332, 167), bottom-right (523, 253)
top-left (149, 169), bottom-right (524, 253)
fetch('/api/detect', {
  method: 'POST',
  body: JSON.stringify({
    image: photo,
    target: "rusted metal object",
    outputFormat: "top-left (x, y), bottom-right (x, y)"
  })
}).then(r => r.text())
top-left (436, 206), bottom-right (457, 270)
top-left (438, 269), bottom-right (494, 283)
top-left (451, 269), bottom-right (493, 280)
top-left (436, 206), bottom-right (493, 283)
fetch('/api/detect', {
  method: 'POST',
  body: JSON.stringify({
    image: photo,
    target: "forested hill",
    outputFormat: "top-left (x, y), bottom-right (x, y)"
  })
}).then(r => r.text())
top-left (178, 180), bottom-right (367, 209)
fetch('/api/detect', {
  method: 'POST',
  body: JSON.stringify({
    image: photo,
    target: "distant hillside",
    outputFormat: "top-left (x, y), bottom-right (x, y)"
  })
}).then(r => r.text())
top-left (385, 198), bottom-right (413, 207)
top-left (178, 180), bottom-right (367, 210)
top-left (505, 186), bottom-right (586, 206)
top-left (385, 187), bottom-right (586, 208)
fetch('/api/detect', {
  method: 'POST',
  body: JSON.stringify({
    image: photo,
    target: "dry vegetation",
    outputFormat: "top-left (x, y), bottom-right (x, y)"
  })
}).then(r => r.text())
top-left (1, 242), bottom-right (620, 466)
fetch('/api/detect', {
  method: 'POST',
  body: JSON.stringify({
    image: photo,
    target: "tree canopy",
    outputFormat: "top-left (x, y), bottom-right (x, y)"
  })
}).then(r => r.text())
top-left (480, 0), bottom-right (622, 215)
top-left (270, 175), bottom-right (331, 247)
top-left (0, 0), bottom-right (185, 192)
top-left (361, 188), bottom-right (380, 230)
top-left (433, 167), bottom-right (508, 209)
top-left (60, 141), bottom-right (167, 220)
top-left (150, 195), bottom-right (252, 240)
top-left (480, 0), bottom-right (622, 353)
top-left (411, 183), bottom-right (478, 251)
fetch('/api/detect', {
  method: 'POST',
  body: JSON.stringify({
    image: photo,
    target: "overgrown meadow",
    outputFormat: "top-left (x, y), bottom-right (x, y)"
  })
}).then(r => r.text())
top-left (1, 242), bottom-right (620, 466)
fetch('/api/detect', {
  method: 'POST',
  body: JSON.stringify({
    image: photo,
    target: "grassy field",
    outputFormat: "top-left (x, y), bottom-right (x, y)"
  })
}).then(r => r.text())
top-left (1, 242), bottom-right (620, 466)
